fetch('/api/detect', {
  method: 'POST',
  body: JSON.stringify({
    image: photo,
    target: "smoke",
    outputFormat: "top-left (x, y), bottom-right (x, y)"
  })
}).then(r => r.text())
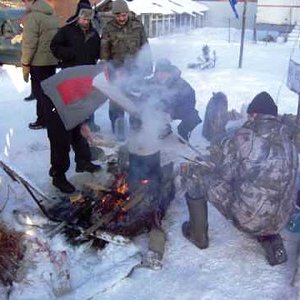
top-left (95, 42), bottom-right (178, 153)
top-left (127, 98), bottom-right (171, 155)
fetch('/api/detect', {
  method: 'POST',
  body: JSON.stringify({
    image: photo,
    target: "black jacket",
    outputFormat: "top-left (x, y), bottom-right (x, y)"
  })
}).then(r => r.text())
top-left (50, 22), bottom-right (100, 69)
top-left (144, 66), bottom-right (196, 120)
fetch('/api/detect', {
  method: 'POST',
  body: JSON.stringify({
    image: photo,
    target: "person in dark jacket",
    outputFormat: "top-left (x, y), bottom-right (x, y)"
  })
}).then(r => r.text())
top-left (45, 3), bottom-right (101, 194)
top-left (50, 0), bottom-right (101, 132)
top-left (181, 92), bottom-right (298, 266)
top-left (142, 59), bottom-right (201, 141)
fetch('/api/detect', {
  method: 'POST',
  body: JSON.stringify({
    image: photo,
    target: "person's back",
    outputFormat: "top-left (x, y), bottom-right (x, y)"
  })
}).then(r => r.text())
top-left (182, 91), bottom-right (298, 266)
top-left (21, 0), bottom-right (58, 130)
top-left (22, 0), bottom-right (58, 67)
top-left (226, 114), bottom-right (298, 235)
top-left (202, 92), bottom-right (228, 142)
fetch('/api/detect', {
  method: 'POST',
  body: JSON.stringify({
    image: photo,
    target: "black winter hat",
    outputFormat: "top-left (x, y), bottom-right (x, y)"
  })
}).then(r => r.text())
top-left (75, 0), bottom-right (92, 16)
top-left (247, 91), bottom-right (278, 116)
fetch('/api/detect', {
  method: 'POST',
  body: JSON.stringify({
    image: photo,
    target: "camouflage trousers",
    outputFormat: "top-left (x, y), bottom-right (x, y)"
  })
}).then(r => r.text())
top-left (181, 162), bottom-right (293, 236)
top-left (182, 162), bottom-right (233, 221)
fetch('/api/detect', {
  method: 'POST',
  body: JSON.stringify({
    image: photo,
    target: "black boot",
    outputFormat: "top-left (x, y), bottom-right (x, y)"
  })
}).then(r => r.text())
top-left (76, 161), bottom-right (101, 173)
top-left (257, 234), bottom-right (287, 266)
top-left (52, 175), bottom-right (75, 194)
top-left (28, 120), bottom-right (46, 130)
top-left (182, 193), bottom-right (209, 249)
top-left (24, 93), bottom-right (35, 101)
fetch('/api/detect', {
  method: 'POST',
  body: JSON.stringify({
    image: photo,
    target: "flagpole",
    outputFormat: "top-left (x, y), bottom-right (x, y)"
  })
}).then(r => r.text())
top-left (238, 0), bottom-right (247, 68)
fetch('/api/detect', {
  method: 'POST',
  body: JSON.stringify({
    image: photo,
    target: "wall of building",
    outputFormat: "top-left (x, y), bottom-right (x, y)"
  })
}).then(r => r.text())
top-left (257, 0), bottom-right (300, 26)
top-left (196, 1), bottom-right (257, 30)
top-left (52, 0), bottom-right (78, 25)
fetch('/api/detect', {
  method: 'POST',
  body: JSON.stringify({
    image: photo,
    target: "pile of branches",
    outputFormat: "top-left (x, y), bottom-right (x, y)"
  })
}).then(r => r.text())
top-left (0, 224), bottom-right (25, 286)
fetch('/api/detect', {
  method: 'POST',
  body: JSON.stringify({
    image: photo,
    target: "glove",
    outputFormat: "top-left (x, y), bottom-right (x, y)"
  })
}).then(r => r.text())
top-left (22, 65), bottom-right (30, 83)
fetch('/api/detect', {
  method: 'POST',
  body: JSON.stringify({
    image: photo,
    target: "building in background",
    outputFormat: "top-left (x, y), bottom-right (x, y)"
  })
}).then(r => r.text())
top-left (256, 0), bottom-right (300, 41)
top-left (52, 0), bottom-right (78, 25)
top-left (96, 0), bottom-right (209, 37)
top-left (195, 0), bottom-right (257, 30)
top-left (0, 0), bottom-right (78, 25)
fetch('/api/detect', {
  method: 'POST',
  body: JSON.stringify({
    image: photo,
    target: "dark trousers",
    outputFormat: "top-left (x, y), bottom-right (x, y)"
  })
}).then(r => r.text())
top-left (174, 109), bottom-right (202, 140)
top-left (109, 100), bottom-right (124, 133)
top-left (46, 101), bottom-right (91, 175)
top-left (30, 65), bottom-right (56, 125)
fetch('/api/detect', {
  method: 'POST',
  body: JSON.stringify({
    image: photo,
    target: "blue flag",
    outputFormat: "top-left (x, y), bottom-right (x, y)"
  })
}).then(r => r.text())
top-left (229, 0), bottom-right (239, 19)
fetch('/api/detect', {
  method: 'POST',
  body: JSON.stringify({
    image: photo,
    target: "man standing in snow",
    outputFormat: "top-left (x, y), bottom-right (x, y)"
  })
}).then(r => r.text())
top-left (50, 0), bottom-right (101, 132)
top-left (21, 0), bottom-right (58, 130)
top-left (182, 92), bottom-right (298, 266)
top-left (100, 0), bottom-right (152, 139)
top-left (43, 2), bottom-right (101, 194)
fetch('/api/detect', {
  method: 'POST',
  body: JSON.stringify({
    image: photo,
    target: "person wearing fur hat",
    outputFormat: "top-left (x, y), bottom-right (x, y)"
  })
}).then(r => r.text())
top-left (181, 91), bottom-right (299, 266)
top-left (51, 0), bottom-right (100, 69)
top-left (45, 0), bottom-right (101, 193)
top-left (51, 0), bottom-right (101, 132)
top-left (101, 0), bottom-right (153, 140)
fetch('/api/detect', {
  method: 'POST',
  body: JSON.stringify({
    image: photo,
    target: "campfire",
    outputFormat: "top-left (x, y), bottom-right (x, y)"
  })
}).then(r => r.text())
top-left (47, 146), bottom-right (176, 248)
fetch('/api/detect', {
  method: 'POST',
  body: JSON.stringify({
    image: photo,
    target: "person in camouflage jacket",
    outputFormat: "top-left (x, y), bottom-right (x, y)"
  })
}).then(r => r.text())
top-left (100, 0), bottom-right (153, 138)
top-left (182, 92), bottom-right (299, 266)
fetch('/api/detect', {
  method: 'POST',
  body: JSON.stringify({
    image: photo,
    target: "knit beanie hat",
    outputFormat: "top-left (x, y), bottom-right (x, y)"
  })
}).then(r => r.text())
top-left (247, 92), bottom-right (278, 116)
top-left (112, 0), bottom-right (129, 14)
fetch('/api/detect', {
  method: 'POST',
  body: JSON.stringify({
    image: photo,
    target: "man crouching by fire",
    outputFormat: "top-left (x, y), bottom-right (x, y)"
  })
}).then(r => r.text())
top-left (181, 91), bottom-right (298, 266)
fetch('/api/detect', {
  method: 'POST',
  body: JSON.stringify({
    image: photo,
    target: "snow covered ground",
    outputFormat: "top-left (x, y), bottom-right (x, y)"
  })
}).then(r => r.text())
top-left (0, 27), bottom-right (300, 299)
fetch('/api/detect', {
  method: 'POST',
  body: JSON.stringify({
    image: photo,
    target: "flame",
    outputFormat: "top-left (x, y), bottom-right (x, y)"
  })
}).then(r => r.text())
top-left (95, 173), bottom-right (130, 216)
top-left (116, 176), bottom-right (129, 194)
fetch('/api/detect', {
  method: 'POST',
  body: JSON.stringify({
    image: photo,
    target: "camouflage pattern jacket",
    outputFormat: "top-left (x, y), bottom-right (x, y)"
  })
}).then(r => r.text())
top-left (100, 13), bottom-right (152, 77)
top-left (189, 114), bottom-right (298, 236)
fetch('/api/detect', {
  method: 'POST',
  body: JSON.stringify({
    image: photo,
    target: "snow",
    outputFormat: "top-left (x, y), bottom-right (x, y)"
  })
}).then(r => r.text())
top-left (0, 27), bottom-right (300, 299)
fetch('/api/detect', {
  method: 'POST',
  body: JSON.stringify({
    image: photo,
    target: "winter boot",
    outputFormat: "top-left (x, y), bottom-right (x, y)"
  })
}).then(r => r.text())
top-left (182, 193), bottom-right (209, 249)
top-left (52, 175), bottom-right (76, 194)
top-left (75, 161), bottom-right (101, 173)
top-left (24, 93), bottom-right (35, 101)
top-left (142, 227), bottom-right (166, 270)
top-left (257, 234), bottom-right (287, 266)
